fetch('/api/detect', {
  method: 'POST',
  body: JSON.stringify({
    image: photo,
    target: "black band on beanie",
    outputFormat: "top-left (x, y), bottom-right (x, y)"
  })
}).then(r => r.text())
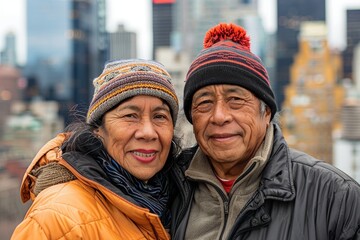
top-left (184, 63), bottom-right (277, 123)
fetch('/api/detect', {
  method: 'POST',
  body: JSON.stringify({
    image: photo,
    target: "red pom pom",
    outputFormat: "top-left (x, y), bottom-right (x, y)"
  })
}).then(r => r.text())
top-left (203, 23), bottom-right (250, 50)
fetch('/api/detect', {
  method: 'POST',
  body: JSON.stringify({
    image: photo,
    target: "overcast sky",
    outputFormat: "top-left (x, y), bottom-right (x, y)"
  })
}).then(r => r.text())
top-left (0, 0), bottom-right (359, 65)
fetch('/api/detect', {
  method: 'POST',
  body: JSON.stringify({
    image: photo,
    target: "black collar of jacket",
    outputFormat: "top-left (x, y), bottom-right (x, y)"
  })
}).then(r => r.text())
top-left (62, 152), bottom-right (140, 205)
top-left (259, 123), bottom-right (295, 202)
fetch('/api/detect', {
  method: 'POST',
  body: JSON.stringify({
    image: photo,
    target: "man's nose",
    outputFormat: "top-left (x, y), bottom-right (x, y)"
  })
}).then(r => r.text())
top-left (210, 101), bottom-right (232, 125)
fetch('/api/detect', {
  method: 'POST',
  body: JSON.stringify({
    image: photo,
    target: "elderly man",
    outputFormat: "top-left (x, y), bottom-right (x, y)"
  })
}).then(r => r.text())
top-left (171, 23), bottom-right (360, 240)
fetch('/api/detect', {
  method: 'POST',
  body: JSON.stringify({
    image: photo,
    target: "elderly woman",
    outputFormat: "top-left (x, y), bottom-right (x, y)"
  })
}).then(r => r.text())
top-left (12, 59), bottom-right (181, 239)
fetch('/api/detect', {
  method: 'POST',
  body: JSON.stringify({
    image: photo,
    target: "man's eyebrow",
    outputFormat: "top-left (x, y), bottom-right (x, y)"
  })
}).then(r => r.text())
top-left (193, 91), bottom-right (213, 100)
top-left (224, 87), bottom-right (245, 94)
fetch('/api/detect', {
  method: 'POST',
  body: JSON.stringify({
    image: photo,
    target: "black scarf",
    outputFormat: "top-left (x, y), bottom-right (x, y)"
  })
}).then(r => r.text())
top-left (95, 150), bottom-right (171, 228)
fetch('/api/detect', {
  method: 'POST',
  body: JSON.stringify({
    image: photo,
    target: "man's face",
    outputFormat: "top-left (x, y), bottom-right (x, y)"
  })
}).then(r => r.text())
top-left (191, 84), bottom-right (271, 179)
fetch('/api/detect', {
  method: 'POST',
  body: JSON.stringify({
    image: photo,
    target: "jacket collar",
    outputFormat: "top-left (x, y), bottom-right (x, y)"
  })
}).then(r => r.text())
top-left (259, 123), bottom-right (295, 201)
top-left (61, 152), bottom-right (139, 205)
top-left (60, 152), bottom-right (170, 238)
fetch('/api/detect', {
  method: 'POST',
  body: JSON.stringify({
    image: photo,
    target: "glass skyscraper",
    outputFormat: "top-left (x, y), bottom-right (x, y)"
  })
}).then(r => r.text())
top-left (343, 9), bottom-right (360, 81)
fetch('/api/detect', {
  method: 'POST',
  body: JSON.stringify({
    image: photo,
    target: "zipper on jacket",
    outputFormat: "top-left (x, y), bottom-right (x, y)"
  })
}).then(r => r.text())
top-left (218, 199), bottom-right (230, 239)
top-left (224, 200), bottom-right (229, 216)
top-left (221, 162), bottom-right (256, 239)
top-left (200, 179), bottom-right (230, 240)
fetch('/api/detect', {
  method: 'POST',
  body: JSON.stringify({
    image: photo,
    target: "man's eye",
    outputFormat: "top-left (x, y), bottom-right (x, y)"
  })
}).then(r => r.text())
top-left (228, 97), bottom-right (245, 108)
top-left (197, 100), bottom-right (212, 106)
top-left (155, 114), bottom-right (166, 119)
top-left (193, 100), bottom-right (213, 112)
top-left (229, 97), bottom-right (244, 102)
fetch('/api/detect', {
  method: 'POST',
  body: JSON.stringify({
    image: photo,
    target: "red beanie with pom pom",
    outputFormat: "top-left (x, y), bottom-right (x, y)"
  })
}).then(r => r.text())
top-left (183, 23), bottom-right (277, 123)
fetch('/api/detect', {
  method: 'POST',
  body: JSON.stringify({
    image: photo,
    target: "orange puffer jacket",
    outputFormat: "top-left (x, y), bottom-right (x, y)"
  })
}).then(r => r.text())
top-left (11, 133), bottom-right (170, 240)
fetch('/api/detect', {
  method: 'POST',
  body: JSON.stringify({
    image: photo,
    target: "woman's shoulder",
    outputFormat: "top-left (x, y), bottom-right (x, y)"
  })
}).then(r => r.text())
top-left (31, 180), bottom-right (100, 213)
top-left (21, 181), bottom-right (107, 233)
top-left (12, 180), bottom-right (118, 239)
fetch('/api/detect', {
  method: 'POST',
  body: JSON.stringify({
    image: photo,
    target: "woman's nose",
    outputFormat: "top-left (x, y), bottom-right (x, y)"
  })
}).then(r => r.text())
top-left (134, 119), bottom-right (158, 141)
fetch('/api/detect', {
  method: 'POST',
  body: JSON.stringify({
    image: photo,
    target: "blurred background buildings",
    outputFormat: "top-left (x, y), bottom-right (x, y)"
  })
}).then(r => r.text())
top-left (0, 0), bottom-right (359, 238)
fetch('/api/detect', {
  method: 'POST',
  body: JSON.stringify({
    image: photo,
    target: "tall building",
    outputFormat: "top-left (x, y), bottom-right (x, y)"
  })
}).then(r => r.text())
top-left (343, 9), bottom-right (360, 81)
top-left (281, 22), bottom-right (345, 163)
top-left (25, 0), bottom-right (107, 122)
top-left (71, 0), bottom-right (107, 111)
top-left (152, 0), bottom-right (175, 59)
top-left (333, 91), bottom-right (360, 183)
top-left (275, 0), bottom-right (326, 108)
top-left (0, 32), bottom-right (18, 67)
top-left (173, 0), bottom-right (261, 60)
top-left (109, 24), bottom-right (137, 60)
top-left (334, 43), bottom-right (360, 183)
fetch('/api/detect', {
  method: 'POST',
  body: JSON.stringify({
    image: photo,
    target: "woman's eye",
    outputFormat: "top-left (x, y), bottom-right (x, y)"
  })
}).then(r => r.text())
top-left (123, 113), bottom-right (137, 119)
top-left (154, 113), bottom-right (170, 121)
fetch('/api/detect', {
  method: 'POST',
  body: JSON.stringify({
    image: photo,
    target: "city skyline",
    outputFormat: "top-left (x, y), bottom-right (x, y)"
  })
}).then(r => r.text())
top-left (0, 0), bottom-right (152, 63)
top-left (0, 0), bottom-right (359, 65)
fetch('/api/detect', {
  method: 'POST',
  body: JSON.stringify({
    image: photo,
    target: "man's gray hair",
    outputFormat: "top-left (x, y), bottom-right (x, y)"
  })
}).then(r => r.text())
top-left (259, 100), bottom-right (279, 124)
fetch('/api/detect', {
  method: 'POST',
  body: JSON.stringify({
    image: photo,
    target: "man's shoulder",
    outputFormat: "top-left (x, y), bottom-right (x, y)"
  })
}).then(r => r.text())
top-left (289, 148), bottom-right (360, 190)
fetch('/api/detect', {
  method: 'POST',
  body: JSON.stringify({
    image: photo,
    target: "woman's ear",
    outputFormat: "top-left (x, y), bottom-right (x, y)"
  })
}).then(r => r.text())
top-left (93, 128), bottom-right (102, 140)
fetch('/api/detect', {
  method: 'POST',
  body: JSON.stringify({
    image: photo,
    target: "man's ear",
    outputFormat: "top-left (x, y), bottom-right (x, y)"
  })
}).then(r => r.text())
top-left (265, 106), bottom-right (271, 124)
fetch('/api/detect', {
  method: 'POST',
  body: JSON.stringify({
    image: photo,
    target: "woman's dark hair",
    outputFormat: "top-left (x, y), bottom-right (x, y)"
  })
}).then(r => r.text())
top-left (61, 118), bottom-right (102, 155)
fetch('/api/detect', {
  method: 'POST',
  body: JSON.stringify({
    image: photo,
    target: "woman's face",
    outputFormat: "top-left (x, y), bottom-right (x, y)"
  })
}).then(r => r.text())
top-left (96, 95), bottom-right (174, 181)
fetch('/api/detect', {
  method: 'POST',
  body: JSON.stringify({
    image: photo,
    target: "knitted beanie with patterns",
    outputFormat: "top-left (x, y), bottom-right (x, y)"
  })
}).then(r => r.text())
top-left (183, 23), bottom-right (277, 123)
top-left (87, 59), bottom-right (179, 125)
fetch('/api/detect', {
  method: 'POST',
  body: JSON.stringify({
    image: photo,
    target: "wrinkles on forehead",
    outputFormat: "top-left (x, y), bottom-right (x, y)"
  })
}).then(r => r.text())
top-left (192, 84), bottom-right (252, 102)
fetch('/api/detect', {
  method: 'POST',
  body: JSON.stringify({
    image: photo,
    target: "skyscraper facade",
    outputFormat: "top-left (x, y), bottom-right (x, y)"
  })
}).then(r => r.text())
top-left (281, 22), bottom-right (344, 163)
top-left (109, 24), bottom-right (137, 60)
top-left (275, 0), bottom-right (326, 108)
top-left (152, 0), bottom-right (174, 59)
top-left (343, 9), bottom-right (360, 81)
top-left (172, 0), bottom-right (266, 59)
